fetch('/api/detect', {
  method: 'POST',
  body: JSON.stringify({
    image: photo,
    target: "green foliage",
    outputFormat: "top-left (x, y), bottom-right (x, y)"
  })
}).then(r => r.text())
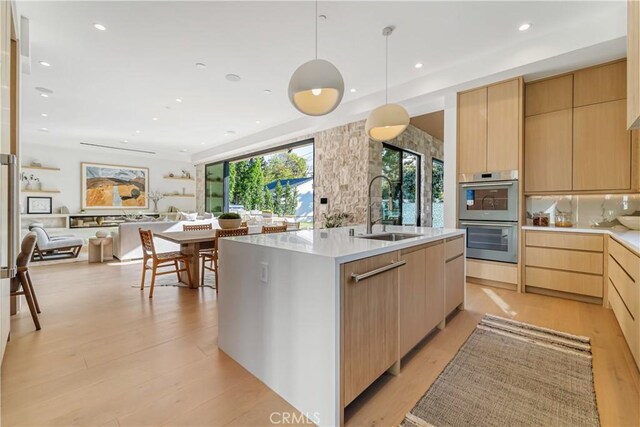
top-left (262, 186), bottom-right (274, 212)
top-left (284, 183), bottom-right (298, 216)
top-left (228, 162), bottom-right (236, 202)
top-left (219, 212), bottom-right (241, 219)
top-left (273, 181), bottom-right (284, 216)
top-left (432, 160), bottom-right (444, 202)
top-left (322, 210), bottom-right (351, 228)
top-left (263, 153), bottom-right (308, 183)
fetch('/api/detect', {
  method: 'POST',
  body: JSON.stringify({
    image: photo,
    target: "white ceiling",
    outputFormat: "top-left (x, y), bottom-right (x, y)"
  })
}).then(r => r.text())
top-left (17, 1), bottom-right (627, 162)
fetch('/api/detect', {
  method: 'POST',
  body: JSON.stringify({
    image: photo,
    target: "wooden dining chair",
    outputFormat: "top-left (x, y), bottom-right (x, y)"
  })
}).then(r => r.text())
top-left (262, 224), bottom-right (288, 234)
top-left (11, 232), bottom-right (41, 330)
top-left (201, 227), bottom-right (248, 292)
top-left (138, 229), bottom-right (193, 298)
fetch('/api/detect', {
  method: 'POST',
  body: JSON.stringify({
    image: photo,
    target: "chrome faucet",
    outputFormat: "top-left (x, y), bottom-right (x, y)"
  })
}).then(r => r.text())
top-left (367, 175), bottom-right (393, 234)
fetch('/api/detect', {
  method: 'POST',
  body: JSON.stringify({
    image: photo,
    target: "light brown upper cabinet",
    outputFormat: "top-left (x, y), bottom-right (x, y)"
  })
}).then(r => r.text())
top-left (629, 0), bottom-right (640, 129)
top-left (573, 99), bottom-right (631, 191)
top-left (524, 109), bottom-right (573, 192)
top-left (574, 61), bottom-right (626, 107)
top-left (487, 79), bottom-right (521, 172)
top-left (458, 87), bottom-right (487, 175)
top-left (525, 74), bottom-right (573, 116)
top-left (458, 78), bottom-right (522, 177)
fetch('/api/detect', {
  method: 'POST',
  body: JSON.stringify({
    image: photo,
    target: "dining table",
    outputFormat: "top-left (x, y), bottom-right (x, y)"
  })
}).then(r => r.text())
top-left (155, 226), bottom-right (262, 288)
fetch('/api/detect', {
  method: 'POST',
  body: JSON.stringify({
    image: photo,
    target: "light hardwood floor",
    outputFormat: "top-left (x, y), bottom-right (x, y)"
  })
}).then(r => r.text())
top-left (2, 261), bottom-right (639, 426)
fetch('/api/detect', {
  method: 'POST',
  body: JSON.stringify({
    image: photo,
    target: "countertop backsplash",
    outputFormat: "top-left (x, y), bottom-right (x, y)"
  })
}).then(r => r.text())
top-left (526, 194), bottom-right (640, 228)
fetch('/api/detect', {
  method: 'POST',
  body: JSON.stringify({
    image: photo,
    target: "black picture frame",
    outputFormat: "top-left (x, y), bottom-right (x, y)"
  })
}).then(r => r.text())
top-left (27, 196), bottom-right (52, 214)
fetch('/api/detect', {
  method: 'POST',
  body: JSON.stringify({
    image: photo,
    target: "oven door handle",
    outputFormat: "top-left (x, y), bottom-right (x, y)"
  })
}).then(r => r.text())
top-left (460, 182), bottom-right (514, 188)
top-left (459, 221), bottom-right (518, 227)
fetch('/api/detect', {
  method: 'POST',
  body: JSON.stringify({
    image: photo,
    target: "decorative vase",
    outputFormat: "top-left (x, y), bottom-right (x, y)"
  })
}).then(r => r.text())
top-left (96, 217), bottom-right (104, 225)
top-left (152, 200), bottom-right (159, 212)
top-left (218, 218), bottom-right (242, 229)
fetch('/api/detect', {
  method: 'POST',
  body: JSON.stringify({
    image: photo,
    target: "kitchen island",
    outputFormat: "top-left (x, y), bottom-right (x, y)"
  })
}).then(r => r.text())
top-left (217, 225), bottom-right (465, 426)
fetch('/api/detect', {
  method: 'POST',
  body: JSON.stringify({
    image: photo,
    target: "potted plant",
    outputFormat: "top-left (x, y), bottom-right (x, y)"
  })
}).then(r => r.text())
top-left (218, 212), bottom-right (242, 229)
top-left (323, 210), bottom-right (351, 228)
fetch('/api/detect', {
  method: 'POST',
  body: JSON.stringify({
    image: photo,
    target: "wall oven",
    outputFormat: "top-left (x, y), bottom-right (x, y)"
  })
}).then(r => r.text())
top-left (458, 171), bottom-right (518, 263)
top-left (458, 221), bottom-right (518, 263)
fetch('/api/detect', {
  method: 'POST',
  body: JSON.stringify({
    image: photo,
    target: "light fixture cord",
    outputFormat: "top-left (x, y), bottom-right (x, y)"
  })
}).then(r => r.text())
top-left (385, 32), bottom-right (389, 104)
top-left (315, 0), bottom-right (318, 59)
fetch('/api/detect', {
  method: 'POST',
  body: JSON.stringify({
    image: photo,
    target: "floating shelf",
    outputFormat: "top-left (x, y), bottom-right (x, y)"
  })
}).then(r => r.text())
top-left (163, 194), bottom-right (195, 198)
top-left (163, 176), bottom-right (194, 181)
top-left (22, 189), bottom-right (61, 194)
top-left (22, 165), bottom-right (60, 171)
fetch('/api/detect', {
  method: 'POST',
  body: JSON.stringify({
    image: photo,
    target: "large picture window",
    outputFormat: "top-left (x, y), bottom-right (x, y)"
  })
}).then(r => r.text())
top-left (381, 144), bottom-right (421, 226)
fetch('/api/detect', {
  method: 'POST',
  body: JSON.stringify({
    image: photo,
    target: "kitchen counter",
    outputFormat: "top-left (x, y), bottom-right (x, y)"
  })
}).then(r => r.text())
top-left (221, 225), bottom-right (465, 263)
top-left (522, 225), bottom-right (639, 255)
top-left (217, 225), bottom-right (465, 426)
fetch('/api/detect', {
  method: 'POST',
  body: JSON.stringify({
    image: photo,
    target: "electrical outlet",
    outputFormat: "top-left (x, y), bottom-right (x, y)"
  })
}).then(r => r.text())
top-left (260, 262), bottom-right (269, 283)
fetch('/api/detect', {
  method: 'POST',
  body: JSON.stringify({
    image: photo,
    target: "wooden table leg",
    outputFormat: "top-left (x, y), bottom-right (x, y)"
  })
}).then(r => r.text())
top-left (179, 242), bottom-right (201, 288)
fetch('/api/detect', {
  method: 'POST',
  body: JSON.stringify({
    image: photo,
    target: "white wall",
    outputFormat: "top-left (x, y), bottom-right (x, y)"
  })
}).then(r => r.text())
top-left (443, 93), bottom-right (458, 229)
top-left (21, 144), bottom-right (196, 214)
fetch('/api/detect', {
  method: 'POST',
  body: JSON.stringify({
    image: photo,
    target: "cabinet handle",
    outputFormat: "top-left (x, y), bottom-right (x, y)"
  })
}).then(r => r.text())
top-left (460, 182), bottom-right (513, 188)
top-left (351, 260), bottom-right (407, 283)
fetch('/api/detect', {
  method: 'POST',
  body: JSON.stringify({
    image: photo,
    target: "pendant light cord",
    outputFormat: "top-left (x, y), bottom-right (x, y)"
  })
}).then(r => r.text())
top-left (385, 33), bottom-right (389, 104)
top-left (315, 0), bottom-right (318, 59)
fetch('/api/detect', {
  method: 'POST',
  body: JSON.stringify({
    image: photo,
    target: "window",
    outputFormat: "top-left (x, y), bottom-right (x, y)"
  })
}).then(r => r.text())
top-left (432, 158), bottom-right (444, 227)
top-left (381, 144), bottom-right (421, 226)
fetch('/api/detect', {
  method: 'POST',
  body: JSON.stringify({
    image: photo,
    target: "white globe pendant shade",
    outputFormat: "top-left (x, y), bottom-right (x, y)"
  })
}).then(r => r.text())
top-left (365, 103), bottom-right (410, 142)
top-left (288, 59), bottom-right (344, 116)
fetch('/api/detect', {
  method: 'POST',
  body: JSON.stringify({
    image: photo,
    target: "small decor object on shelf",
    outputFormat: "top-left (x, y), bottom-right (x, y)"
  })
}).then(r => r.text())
top-left (169, 173), bottom-right (175, 178)
top-left (148, 190), bottom-right (165, 212)
top-left (59, 206), bottom-right (69, 214)
top-left (181, 169), bottom-right (191, 179)
top-left (322, 210), bottom-right (351, 228)
top-left (95, 230), bottom-right (108, 238)
top-left (21, 173), bottom-right (40, 191)
top-left (96, 216), bottom-right (104, 226)
top-left (218, 212), bottom-right (242, 229)
top-left (30, 161), bottom-right (42, 168)
top-left (26, 196), bottom-right (52, 214)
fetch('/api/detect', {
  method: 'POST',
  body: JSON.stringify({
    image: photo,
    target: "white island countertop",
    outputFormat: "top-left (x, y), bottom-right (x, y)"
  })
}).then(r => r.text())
top-left (522, 225), bottom-right (639, 255)
top-left (222, 224), bottom-right (465, 263)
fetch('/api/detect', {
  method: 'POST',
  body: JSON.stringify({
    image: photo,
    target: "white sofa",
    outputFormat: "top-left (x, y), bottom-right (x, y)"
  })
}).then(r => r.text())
top-left (112, 219), bottom-right (219, 260)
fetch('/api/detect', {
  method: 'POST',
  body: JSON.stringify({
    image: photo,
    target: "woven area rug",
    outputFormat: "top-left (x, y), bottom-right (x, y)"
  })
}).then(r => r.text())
top-left (132, 270), bottom-right (216, 290)
top-left (401, 314), bottom-right (599, 427)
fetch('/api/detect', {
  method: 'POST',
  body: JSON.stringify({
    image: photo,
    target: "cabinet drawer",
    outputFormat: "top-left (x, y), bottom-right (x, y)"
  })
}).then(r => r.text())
top-left (525, 231), bottom-right (603, 252)
top-left (525, 267), bottom-right (603, 298)
top-left (445, 255), bottom-right (465, 315)
top-left (525, 247), bottom-right (603, 275)
top-left (445, 236), bottom-right (464, 261)
top-left (609, 237), bottom-right (640, 283)
top-left (608, 281), bottom-right (640, 368)
top-left (609, 255), bottom-right (639, 318)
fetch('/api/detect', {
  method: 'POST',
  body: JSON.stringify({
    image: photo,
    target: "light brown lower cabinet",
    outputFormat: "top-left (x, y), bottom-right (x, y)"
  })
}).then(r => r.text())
top-left (341, 251), bottom-right (400, 407)
top-left (399, 242), bottom-right (444, 357)
top-left (607, 237), bottom-right (640, 369)
top-left (524, 230), bottom-right (604, 303)
top-left (445, 236), bottom-right (465, 315)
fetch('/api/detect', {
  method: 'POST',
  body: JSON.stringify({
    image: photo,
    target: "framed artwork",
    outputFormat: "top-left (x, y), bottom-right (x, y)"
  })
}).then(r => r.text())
top-left (27, 197), bottom-right (52, 214)
top-left (81, 163), bottom-right (149, 210)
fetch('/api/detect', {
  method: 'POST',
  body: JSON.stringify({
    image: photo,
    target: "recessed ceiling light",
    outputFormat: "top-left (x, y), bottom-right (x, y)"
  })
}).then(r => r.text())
top-left (263, 89), bottom-right (272, 94)
top-left (414, 62), bottom-right (424, 69)
top-left (179, 149), bottom-right (188, 152)
top-left (519, 23), bottom-right (531, 31)
top-left (121, 140), bottom-right (129, 144)
top-left (40, 93), bottom-right (49, 98)
top-left (135, 130), bottom-right (141, 134)
top-left (175, 98), bottom-right (182, 103)
top-left (93, 23), bottom-right (106, 31)
top-left (225, 74), bottom-right (241, 82)
top-left (152, 117), bottom-right (158, 121)
top-left (38, 127), bottom-right (48, 132)
top-left (41, 113), bottom-right (48, 117)
top-left (195, 63), bottom-right (206, 69)
top-left (39, 61), bottom-right (51, 67)
top-left (350, 88), bottom-right (357, 93)
top-left (224, 131), bottom-right (236, 136)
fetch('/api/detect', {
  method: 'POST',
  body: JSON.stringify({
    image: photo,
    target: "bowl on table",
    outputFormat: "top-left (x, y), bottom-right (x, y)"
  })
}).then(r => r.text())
top-left (617, 216), bottom-right (640, 230)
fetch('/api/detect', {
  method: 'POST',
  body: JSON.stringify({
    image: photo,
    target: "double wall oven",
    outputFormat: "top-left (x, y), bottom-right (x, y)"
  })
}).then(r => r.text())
top-left (458, 171), bottom-right (518, 264)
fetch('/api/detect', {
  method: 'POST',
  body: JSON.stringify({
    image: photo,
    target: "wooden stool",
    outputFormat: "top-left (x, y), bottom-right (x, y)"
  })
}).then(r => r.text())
top-left (88, 236), bottom-right (113, 263)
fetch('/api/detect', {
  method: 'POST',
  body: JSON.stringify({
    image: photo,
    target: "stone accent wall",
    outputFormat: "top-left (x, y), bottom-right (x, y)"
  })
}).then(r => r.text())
top-left (194, 120), bottom-right (443, 228)
top-left (195, 163), bottom-right (205, 214)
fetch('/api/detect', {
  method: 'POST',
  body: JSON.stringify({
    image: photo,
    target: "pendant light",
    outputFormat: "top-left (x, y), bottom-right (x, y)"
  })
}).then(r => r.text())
top-left (365, 26), bottom-right (410, 142)
top-left (288, 0), bottom-right (344, 116)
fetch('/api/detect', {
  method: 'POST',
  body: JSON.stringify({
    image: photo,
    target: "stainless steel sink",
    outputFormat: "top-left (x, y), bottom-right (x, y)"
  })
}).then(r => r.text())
top-left (357, 233), bottom-right (423, 242)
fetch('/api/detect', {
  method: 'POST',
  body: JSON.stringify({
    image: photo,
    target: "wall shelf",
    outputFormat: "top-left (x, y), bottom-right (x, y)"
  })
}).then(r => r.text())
top-left (22, 190), bottom-right (61, 194)
top-left (22, 165), bottom-right (60, 171)
top-left (163, 176), bottom-right (194, 181)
